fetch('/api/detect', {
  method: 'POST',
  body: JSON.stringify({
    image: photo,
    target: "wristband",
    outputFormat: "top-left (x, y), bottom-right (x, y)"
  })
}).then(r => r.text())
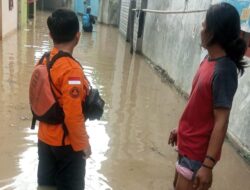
top-left (205, 155), bottom-right (216, 163)
top-left (202, 164), bottom-right (213, 170)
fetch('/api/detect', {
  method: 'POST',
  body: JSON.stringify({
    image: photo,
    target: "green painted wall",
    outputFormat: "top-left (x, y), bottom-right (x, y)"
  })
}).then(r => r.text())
top-left (18, 0), bottom-right (28, 28)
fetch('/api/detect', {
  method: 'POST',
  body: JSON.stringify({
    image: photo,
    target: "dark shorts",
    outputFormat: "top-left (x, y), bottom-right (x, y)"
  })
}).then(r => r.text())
top-left (38, 140), bottom-right (86, 190)
top-left (176, 155), bottom-right (202, 180)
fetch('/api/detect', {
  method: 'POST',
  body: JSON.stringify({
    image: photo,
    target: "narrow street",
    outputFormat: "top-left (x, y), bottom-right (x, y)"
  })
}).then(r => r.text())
top-left (0, 11), bottom-right (249, 190)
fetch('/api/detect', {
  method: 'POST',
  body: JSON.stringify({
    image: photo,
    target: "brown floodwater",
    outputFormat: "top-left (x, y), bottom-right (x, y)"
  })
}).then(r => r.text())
top-left (0, 11), bottom-right (249, 190)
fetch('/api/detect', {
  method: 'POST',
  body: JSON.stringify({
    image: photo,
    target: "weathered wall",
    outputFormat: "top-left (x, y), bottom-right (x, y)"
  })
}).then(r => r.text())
top-left (98, 0), bottom-right (120, 26)
top-left (142, 0), bottom-right (210, 93)
top-left (37, 0), bottom-right (64, 10)
top-left (98, 0), bottom-right (109, 24)
top-left (91, 0), bottom-right (99, 17)
top-left (0, 0), bottom-right (18, 38)
top-left (229, 63), bottom-right (250, 157)
top-left (18, 0), bottom-right (28, 28)
top-left (73, 0), bottom-right (99, 17)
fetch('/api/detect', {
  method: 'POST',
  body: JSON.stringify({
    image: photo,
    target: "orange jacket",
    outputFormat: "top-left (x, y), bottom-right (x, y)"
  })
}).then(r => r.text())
top-left (38, 48), bottom-right (90, 151)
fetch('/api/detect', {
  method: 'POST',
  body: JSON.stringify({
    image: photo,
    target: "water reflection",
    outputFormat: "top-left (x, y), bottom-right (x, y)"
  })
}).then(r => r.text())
top-left (0, 128), bottom-right (37, 190)
top-left (85, 120), bottom-right (111, 190)
top-left (83, 64), bottom-right (111, 189)
top-left (0, 119), bottom-right (111, 190)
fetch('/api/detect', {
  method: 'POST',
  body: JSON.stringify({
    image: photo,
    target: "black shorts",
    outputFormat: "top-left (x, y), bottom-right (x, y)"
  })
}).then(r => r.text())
top-left (38, 140), bottom-right (86, 190)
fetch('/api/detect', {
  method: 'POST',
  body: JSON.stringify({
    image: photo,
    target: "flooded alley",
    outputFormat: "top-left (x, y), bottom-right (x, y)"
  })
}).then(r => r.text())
top-left (0, 10), bottom-right (250, 190)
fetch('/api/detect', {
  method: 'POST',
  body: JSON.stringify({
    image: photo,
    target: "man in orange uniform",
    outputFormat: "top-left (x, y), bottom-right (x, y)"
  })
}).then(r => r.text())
top-left (37, 9), bottom-right (91, 190)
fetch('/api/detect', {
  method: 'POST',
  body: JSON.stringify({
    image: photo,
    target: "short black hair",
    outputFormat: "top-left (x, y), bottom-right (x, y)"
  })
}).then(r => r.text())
top-left (86, 7), bottom-right (91, 14)
top-left (47, 9), bottom-right (79, 44)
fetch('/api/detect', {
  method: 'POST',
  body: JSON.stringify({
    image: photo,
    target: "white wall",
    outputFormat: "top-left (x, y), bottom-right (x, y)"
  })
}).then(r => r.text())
top-left (98, 0), bottom-right (120, 26)
top-left (98, 0), bottom-right (109, 24)
top-left (142, 0), bottom-right (210, 93)
top-left (229, 63), bottom-right (250, 157)
top-left (1, 0), bottom-right (18, 38)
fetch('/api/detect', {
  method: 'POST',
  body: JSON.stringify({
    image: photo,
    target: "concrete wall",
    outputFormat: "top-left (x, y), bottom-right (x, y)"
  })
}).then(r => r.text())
top-left (98, 0), bottom-right (109, 24)
top-left (18, 0), bottom-right (28, 28)
top-left (37, 0), bottom-right (64, 10)
top-left (98, 0), bottom-right (120, 26)
top-left (142, 0), bottom-right (210, 93)
top-left (0, 0), bottom-right (18, 39)
top-left (91, 0), bottom-right (99, 17)
top-left (229, 64), bottom-right (250, 157)
top-left (74, 0), bottom-right (99, 17)
top-left (74, 0), bottom-right (85, 15)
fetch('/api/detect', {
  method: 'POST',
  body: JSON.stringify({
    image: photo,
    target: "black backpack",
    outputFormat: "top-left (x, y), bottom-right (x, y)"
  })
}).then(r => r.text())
top-left (84, 87), bottom-right (105, 120)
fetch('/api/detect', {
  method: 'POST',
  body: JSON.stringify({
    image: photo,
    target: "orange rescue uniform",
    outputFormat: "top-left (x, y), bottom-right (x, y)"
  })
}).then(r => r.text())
top-left (38, 48), bottom-right (90, 151)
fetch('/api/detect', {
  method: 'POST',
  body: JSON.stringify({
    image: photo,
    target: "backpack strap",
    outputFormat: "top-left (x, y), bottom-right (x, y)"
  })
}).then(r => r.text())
top-left (46, 51), bottom-right (76, 97)
top-left (38, 53), bottom-right (48, 65)
top-left (46, 51), bottom-right (74, 146)
top-left (48, 51), bottom-right (74, 68)
top-left (48, 51), bottom-right (89, 146)
top-left (31, 115), bottom-right (36, 130)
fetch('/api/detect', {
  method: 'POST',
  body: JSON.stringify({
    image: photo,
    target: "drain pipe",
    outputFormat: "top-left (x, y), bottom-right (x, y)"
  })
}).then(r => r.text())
top-left (132, 8), bottom-right (207, 14)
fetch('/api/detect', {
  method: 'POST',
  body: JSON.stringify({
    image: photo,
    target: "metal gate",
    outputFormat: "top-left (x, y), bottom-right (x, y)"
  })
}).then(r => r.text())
top-left (119, 0), bottom-right (130, 37)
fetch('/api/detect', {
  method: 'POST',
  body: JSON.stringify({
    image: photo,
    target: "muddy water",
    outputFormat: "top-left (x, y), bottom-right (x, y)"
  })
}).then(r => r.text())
top-left (0, 11), bottom-right (249, 190)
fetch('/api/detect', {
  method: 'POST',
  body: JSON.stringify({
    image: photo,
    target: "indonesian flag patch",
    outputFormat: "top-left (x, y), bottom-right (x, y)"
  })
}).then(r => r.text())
top-left (68, 77), bottom-right (81, 85)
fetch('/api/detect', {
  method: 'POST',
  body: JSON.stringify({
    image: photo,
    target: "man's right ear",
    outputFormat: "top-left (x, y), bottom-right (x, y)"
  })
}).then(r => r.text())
top-left (75, 32), bottom-right (81, 44)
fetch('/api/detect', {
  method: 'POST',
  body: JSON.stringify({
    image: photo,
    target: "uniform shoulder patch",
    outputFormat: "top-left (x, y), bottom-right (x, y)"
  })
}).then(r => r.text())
top-left (68, 77), bottom-right (81, 85)
top-left (69, 87), bottom-right (80, 98)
